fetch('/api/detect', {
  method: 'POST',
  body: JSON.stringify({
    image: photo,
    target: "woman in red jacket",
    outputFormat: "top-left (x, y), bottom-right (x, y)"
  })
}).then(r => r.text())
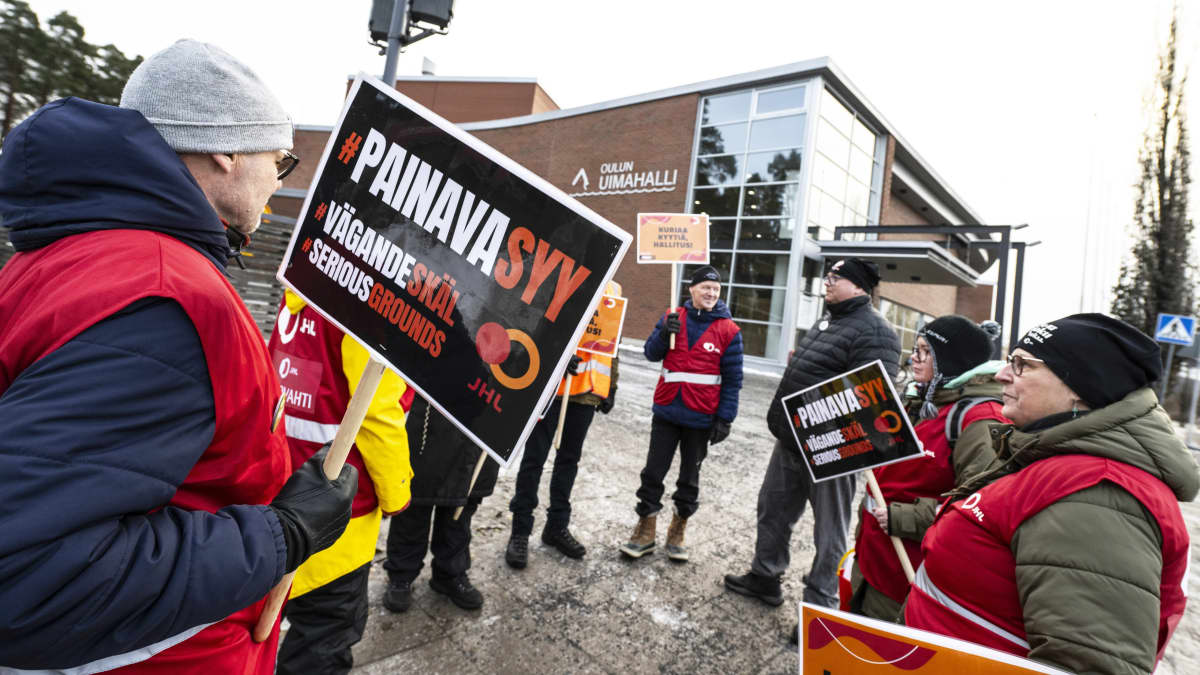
top-left (849, 315), bottom-right (1007, 621)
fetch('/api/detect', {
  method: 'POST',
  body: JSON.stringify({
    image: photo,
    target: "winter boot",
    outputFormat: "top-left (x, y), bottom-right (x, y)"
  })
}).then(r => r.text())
top-left (619, 514), bottom-right (657, 558)
top-left (724, 570), bottom-right (784, 606)
top-left (429, 573), bottom-right (484, 610)
top-left (382, 578), bottom-right (413, 613)
top-left (542, 526), bottom-right (586, 559)
top-left (505, 533), bottom-right (529, 569)
top-left (665, 512), bottom-right (689, 562)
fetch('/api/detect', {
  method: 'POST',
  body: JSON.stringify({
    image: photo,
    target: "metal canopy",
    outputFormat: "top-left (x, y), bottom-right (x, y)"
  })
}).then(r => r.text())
top-left (817, 239), bottom-right (981, 287)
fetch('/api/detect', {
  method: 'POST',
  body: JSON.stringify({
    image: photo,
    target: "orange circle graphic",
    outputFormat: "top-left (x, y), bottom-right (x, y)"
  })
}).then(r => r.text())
top-left (489, 329), bottom-right (540, 390)
top-left (877, 410), bottom-right (902, 433)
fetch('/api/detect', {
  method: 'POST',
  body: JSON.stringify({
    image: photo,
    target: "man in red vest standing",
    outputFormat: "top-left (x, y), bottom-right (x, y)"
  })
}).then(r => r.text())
top-left (620, 266), bottom-right (743, 562)
top-left (0, 40), bottom-right (355, 673)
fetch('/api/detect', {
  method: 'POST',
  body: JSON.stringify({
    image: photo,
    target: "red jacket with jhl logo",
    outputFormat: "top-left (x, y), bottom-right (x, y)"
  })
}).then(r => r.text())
top-left (653, 308), bottom-right (739, 415)
top-left (0, 229), bottom-right (291, 674)
top-left (906, 454), bottom-right (1188, 663)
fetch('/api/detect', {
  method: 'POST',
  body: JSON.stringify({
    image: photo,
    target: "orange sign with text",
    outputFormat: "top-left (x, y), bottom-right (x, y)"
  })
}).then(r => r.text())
top-left (800, 604), bottom-right (1071, 674)
top-left (636, 213), bottom-right (709, 263)
top-left (577, 295), bottom-right (627, 357)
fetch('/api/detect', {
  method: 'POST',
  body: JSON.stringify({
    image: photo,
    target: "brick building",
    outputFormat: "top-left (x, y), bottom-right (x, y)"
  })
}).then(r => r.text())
top-left (279, 60), bottom-right (1008, 367)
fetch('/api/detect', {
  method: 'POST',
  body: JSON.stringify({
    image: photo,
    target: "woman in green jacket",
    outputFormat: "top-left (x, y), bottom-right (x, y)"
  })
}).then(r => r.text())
top-left (905, 314), bottom-right (1199, 675)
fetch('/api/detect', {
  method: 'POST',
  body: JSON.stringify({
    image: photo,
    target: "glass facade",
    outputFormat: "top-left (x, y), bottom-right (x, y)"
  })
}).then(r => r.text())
top-left (683, 79), bottom-right (892, 363)
top-left (879, 298), bottom-right (935, 361)
top-left (806, 88), bottom-right (881, 241)
top-left (687, 83), bottom-right (807, 358)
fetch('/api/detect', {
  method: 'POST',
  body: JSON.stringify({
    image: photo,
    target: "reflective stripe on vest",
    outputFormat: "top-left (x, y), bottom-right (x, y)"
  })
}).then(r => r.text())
top-left (4, 623), bottom-right (214, 675)
top-left (584, 360), bottom-right (612, 377)
top-left (285, 415), bottom-right (339, 444)
top-left (914, 564), bottom-right (1030, 650)
top-left (661, 368), bottom-right (721, 385)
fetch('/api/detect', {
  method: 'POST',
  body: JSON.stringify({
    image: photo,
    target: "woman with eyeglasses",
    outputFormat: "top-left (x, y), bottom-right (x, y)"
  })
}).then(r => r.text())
top-left (904, 314), bottom-right (1198, 675)
top-left (847, 315), bottom-right (1007, 621)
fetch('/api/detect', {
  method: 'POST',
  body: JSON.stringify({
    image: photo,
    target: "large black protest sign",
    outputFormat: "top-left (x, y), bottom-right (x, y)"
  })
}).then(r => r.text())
top-left (780, 360), bottom-right (923, 482)
top-left (278, 74), bottom-right (630, 466)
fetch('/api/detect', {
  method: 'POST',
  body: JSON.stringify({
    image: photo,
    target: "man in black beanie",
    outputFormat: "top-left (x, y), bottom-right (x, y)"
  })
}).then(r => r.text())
top-left (726, 257), bottom-right (900, 609)
top-left (621, 264), bottom-right (744, 562)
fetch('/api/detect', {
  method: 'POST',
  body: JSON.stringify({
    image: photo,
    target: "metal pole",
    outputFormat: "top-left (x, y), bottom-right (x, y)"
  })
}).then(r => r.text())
top-left (1160, 343), bottom-right (1177, 402)
top-left (994, 226), bottom-right (1010, 337)
top-left (1009, 242), bottom-right (1026, 351)
top-left (1187, 365), bottom-right (1200, 450)
top-left (381, 0), bottom-right (409, 86)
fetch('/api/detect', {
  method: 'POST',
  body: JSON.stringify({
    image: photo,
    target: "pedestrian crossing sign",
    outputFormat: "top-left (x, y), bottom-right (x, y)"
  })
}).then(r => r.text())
top-left (1154, 313), bottom-right (1196, 346)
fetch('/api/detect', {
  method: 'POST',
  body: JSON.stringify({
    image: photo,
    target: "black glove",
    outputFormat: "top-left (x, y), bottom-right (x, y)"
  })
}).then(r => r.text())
top-left (566, 354), bottom-right (583, 376)
top-left (598, 388), bottom-right (617, 414)
top-left (665, 313), bottom-right (681, 335)
top-left (270, 444), bottom-right (358, 574)
top-left (709, 419), bottom-right (731, 444)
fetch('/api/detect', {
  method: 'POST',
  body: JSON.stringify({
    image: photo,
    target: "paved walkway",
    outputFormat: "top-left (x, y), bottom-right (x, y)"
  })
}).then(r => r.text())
top-left (339, 348), bottom-right (1200, 674)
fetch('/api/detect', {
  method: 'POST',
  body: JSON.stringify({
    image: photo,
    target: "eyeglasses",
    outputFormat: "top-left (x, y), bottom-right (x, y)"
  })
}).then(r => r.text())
top-left (823, 273), bottom-right (845, 284)
top-left (910, 344), bottom-right (932, 363)
top-left (1005, 353), bottom-right (1046, 376)
top-left (276, 150), bottom-right (300, 180)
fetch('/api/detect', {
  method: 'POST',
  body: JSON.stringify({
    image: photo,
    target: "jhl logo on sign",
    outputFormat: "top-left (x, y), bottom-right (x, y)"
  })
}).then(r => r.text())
top-left (277, 73), bottom-right (630, 465)
top-left (780, 360), bottom-right (923, 482)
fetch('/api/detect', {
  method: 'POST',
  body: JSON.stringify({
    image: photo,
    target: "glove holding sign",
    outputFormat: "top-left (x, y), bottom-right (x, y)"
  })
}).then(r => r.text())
top-left (665, 313), bottom-right (681, 336)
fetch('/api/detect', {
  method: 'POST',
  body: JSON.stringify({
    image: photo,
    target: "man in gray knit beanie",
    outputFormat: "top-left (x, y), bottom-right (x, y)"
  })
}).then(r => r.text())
top-left (121, 39), bottom-right (295, 237)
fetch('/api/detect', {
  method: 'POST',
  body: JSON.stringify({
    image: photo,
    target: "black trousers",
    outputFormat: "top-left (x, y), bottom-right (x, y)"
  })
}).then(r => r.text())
top-left (509, 399), bottom-right (595, 536)
top-left (383, 502), bottom-right (477, 584)
top-left (635, 415), bottom-right (710, 519)
top-left (276, 562), bottom-right (371, 675)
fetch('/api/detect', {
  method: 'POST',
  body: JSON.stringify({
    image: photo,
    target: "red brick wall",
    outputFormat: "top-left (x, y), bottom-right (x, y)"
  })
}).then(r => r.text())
top-left (270, 94), bottom-right (701, 341)
top-left (472, 94), bottom-right (700, 338)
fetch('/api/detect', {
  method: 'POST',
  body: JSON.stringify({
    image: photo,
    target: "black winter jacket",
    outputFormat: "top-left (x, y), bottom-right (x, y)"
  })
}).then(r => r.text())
top-left (406, 397), bottom-right (499, 507)
top-left (766, 295), bottom-right (901, 456)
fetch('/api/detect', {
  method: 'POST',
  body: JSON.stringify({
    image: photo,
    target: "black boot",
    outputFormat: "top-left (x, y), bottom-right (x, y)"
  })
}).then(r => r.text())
top-left (429, 573), bottom-right (484, 610)
top-left (505, 533), bottom-right (529, 569)
top-left (541, 526), bottom-right (586, 559)
top-left (382, 578), bottom-right (413, 613)
top-left (723, 570), bottom-right (784, 607)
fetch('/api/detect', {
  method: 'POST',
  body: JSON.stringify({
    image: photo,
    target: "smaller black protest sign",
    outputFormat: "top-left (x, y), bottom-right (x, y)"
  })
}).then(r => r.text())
top-left (779, 360), bottom-right (923, 482)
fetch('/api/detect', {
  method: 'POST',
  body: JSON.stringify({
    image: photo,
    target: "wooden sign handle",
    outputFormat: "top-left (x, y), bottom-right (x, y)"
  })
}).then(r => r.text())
top-left (252, 358), bottom-right (388, 643)
top-left (865, 469), bottom-right (915, 584)
top-left (453, 451), bottom-right (489, 520)
top-left (553, 375), bottom-right (572, 450)
top-left (668, 264), bottom-right (677, 350)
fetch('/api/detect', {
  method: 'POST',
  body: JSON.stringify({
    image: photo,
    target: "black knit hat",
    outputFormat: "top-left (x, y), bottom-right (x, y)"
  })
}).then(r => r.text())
top-left (829, 258), bottom-right (880, 293)
top-left (919, 315), bottom-right (995, 381)
top-left (1017, 313), bottom-right (1162, 408)
top-left (690, 265), bottom-right (720, 285)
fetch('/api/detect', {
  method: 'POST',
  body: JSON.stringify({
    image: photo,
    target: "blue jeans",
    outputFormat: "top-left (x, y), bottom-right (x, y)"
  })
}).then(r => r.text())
top-left (509, 399), bottom-right (595, 536)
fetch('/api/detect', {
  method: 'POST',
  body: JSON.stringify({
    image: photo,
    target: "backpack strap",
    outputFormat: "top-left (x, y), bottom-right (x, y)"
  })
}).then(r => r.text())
top-left (945, 396), bottom-right (1002, 448)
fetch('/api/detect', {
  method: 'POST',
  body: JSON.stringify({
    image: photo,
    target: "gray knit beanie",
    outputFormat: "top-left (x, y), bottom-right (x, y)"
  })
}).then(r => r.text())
top-left (120, 39), bottom-right (293, 154)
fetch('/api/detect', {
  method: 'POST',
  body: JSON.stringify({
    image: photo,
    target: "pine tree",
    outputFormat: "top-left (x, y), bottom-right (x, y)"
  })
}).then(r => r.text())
top-left (1111, 9), bottom-right (1195, 359)
top-left (0, 1), bottom-right (141, 139)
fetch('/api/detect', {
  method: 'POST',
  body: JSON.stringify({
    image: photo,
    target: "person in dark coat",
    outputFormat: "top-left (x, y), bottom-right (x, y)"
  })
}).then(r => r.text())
top-left (382, 396), bottom-right (500, 611)
top-left (725, 258), bottom-right (900, 609)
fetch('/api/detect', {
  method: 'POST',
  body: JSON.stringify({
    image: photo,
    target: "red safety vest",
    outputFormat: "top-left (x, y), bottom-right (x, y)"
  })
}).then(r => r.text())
top-left (0, 229), bottom-right (291, 674)
top-left (267, 298), bottom-right (398, 518)
top-left (905, 454), bottom-right (1188, 665)
top-left (856, 400), bottom-right (1005, 604)
top-left (653, 308), bottom-right (739, 415)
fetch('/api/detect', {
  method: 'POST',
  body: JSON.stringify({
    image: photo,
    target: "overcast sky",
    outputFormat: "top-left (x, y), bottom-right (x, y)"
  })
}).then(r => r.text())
top-left (24, 0), bottom-right (1198, 330)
